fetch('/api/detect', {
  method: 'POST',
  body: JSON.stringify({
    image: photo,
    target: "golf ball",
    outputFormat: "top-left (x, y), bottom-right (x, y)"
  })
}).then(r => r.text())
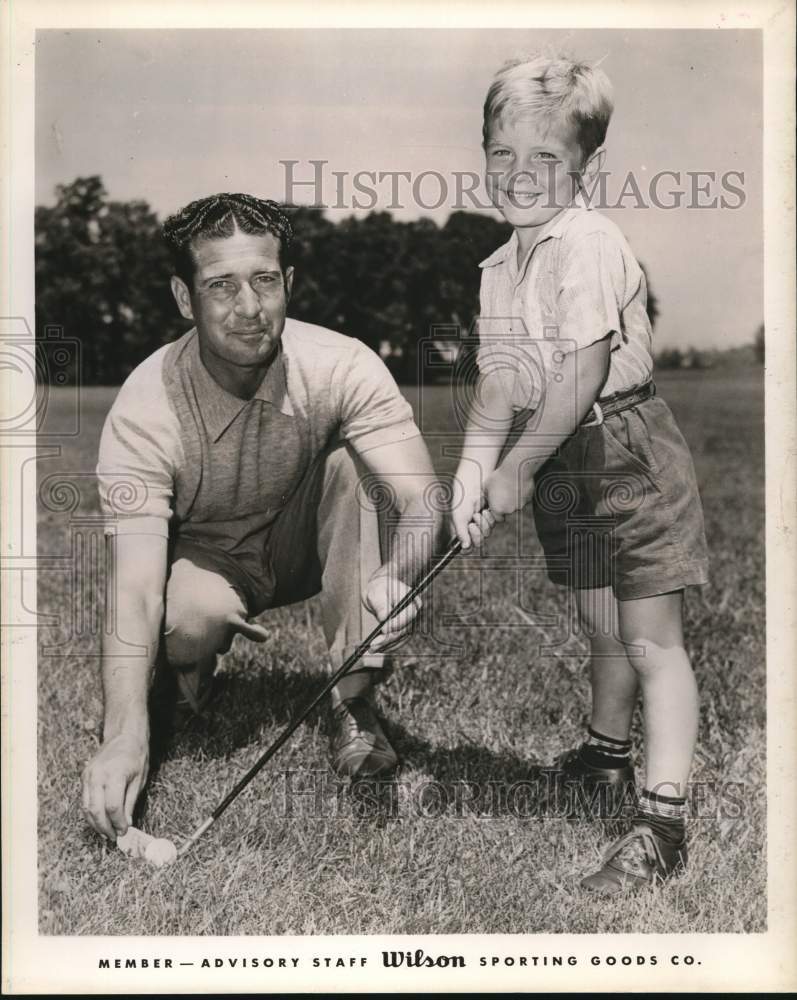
top-left (116, 826), bottom-right (148, 858)
top-left (144, 838), bottom-right (178, 867)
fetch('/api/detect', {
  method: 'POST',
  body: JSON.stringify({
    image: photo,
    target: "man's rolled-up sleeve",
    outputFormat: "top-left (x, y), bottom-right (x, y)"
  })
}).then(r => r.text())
top-left (96, 381), bottom-right (178, 537)
top-left (337, 343), bottom-right (420, 454)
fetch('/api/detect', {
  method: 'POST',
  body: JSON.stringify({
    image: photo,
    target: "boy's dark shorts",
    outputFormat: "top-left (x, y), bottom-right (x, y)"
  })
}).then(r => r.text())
top-left (532, 395), bottom-right (709, 600)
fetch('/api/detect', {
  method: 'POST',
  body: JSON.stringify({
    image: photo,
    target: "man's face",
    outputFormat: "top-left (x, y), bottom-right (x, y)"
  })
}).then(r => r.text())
top-left (484, 114), bottom-right (586, 235)
top-left (171, 229), bottom-right (294, 380)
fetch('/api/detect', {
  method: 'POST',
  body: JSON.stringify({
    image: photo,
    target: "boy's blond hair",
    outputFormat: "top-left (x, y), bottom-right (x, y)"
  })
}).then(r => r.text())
top-left (483, 55), bottom-right (614, 162)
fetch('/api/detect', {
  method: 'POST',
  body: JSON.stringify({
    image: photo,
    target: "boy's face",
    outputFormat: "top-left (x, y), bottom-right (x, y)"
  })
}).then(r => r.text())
top-left (484, 114), bottom-right (586, 236)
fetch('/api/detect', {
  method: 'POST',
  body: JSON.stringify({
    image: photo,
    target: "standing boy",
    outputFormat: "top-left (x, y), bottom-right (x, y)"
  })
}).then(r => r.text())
top-left (451, 56), bottom-right (709, 893)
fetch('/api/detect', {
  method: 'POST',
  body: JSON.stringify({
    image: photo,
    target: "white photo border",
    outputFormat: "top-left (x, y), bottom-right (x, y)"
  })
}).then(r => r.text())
top-left (2, 0), bottom-right (795, 993)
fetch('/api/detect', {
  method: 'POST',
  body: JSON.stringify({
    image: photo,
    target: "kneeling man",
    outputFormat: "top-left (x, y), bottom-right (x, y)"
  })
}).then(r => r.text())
top-left (81, 193), bottom-right (441, 842)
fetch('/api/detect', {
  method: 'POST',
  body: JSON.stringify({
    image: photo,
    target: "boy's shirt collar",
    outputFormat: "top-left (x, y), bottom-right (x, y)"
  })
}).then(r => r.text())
top-left (479, 189), bottom-right (593, 270)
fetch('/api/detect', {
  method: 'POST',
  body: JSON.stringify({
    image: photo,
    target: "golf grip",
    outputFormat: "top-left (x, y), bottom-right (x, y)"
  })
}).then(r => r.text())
top-left (178, 537), bottom-right (463, 853)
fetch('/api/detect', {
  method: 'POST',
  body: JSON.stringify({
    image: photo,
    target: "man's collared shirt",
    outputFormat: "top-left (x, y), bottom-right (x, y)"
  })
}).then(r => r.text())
top-left (477, 195), bottom-right (654, 411)
top-left (97, 319), bottom-right (419, 543)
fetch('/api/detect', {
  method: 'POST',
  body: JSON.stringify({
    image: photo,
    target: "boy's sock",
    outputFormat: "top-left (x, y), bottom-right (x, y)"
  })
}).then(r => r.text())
top-left (635, 788), bottom-right (687, 845)
top-left (578, 726), bottom-right (632, 770)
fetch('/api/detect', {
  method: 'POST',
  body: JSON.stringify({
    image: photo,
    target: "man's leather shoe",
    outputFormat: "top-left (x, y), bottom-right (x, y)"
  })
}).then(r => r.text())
top-left (550, 745), bottom-right (637, 818)
top-left (580, 823), bottom-right (688, 893)
top-left (329, 696), bottom-right (399, 778)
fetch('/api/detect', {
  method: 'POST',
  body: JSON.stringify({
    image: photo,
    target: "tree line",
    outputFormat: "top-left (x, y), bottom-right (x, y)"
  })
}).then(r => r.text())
top-left (34, 175), bottom-right (668, 385)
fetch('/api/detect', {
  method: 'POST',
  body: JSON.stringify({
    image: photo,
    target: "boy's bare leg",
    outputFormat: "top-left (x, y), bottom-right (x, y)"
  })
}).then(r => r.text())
top-left (553, 587), bottom-right (637, 816)
top-left (618, 590), bottom-right (698, 793)
top-left (575, 587), bottom-right (638, 740)
top-left (580, 590), bottom-right (697, 892)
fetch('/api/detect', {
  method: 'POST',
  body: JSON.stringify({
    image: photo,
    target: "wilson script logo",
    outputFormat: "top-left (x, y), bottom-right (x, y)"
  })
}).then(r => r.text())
top-left (382, 949), bottom-right (465, 969)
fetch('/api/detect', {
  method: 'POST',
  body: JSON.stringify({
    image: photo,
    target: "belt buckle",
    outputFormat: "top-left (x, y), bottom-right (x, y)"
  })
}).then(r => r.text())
top-left (582, 401), bottom-right (605, 427)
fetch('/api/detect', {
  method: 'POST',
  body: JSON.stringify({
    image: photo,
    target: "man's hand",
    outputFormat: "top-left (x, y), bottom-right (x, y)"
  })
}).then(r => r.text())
top-left (363, 568), bottom-right (422, 651)
top-left (81, 732), bottom-right (149, 842)
top-left (450, 462), bottom-right (497, 550)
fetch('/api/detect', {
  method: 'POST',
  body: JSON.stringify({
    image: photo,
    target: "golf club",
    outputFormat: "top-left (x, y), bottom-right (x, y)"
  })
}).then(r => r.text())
top-left (174, 535), bottom-right (464, 858)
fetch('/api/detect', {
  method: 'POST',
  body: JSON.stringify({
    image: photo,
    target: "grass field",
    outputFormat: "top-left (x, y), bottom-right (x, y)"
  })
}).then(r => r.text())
top-left (37, 368), bottom-right (765, 935)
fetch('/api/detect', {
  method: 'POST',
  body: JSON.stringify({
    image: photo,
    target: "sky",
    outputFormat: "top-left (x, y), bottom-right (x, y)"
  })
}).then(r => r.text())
top-left (35, 28), bottom-right (762, 350)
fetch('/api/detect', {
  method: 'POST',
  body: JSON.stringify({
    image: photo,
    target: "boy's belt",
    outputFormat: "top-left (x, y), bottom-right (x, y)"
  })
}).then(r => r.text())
top-left (581, 380), bottom-right (656, 427)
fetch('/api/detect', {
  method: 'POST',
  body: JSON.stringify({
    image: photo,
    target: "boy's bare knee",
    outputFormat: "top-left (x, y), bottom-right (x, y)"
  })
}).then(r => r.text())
top-left (621, 633), bottom-right (689, 677)
top-left (576, 586), bottom-right (619, 640)
top-left (618, 626), bottom-right (648, 668)
top-left (587, 632), bottom-right (628, 658)
top-left (624, 648), bottom-right (650, 677)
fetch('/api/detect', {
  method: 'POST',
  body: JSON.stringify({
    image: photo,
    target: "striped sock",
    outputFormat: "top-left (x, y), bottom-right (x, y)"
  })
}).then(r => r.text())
top-left (578, 726), bottom-right (632, 769)
top-left (636, 787), bottom-right (687, 845)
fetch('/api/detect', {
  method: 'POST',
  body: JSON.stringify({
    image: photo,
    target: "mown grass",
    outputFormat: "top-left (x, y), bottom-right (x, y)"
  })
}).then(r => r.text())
top-left (37, 369), bottom-right (765, 934)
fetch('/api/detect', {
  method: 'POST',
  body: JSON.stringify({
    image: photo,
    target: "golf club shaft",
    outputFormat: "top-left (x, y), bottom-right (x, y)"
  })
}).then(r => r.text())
top-left (178, 536), bottom-right (462, 854)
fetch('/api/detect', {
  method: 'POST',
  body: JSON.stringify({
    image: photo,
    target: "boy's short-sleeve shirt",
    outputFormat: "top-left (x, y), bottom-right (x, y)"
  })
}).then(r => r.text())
top-left (477, 195), bottom-right (654, 411)
top-left (96, 318), bottom-right (419, 540)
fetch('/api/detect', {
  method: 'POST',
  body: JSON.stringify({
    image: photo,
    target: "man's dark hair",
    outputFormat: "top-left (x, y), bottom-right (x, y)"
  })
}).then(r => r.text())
top-left (162, 193), bottom-right (294, 285)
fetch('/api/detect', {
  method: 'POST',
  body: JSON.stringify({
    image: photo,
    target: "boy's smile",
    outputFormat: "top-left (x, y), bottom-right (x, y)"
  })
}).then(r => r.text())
top-left (484, 116), bottom-right (589, 252)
